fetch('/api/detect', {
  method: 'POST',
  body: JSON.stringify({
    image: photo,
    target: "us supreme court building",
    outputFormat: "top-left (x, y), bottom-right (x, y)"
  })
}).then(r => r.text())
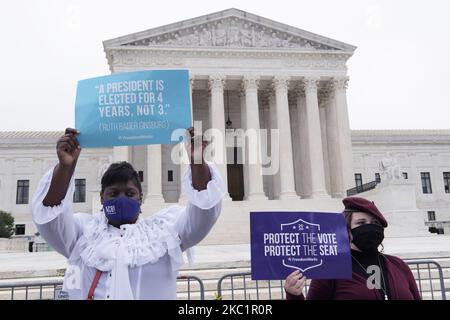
top-left (1, 9), bottom-right (450, 244)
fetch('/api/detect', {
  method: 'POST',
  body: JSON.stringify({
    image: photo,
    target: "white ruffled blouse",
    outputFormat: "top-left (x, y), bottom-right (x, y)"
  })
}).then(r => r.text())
top-left (32, 162), bottom-right (225, 300)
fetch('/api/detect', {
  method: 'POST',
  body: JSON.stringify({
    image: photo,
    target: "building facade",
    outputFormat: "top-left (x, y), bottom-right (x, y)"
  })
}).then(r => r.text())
top-left (351, 130), bottom-right (450, 234)
top-left (1, 9), bottom-right (449, 242)
top-left (101, 8), bottom-right (358, 202)
top-left (1, 129), bottom-right (450, 238)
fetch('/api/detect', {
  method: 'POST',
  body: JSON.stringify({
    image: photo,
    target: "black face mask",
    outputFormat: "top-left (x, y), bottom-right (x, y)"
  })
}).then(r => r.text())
top-left (351, 224), bottom-right (384, 253)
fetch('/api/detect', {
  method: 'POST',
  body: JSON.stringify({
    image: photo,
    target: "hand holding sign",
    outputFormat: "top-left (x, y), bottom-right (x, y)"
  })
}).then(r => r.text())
top-left (57, 128), bottom-right (81, 169)
top-left (184, 127), bottom-right (209, 164)
top-left (250, 211), bottom-right (352, 280)
top-left (42, 128), bottom-right (82, 207)
top-left (284, 270), bottom-right (306, 296)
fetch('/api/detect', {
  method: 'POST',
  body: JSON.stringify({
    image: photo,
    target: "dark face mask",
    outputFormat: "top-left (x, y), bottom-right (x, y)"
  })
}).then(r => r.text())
top-left (103, 195), bottom-right (141, 226)
top-left (351, 223), bottom-right (384, 253)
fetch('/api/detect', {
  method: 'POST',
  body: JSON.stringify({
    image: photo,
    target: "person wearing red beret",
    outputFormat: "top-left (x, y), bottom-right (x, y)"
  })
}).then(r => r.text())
top-left (284, 196), bottom-right (421, 300)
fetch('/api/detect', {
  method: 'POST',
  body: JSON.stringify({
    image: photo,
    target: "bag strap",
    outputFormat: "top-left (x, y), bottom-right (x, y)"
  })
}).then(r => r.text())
top-left (87, 270), bottom-right (103, 300)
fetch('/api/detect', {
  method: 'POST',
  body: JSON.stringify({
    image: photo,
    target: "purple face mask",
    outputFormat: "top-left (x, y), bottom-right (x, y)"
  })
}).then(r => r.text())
top-left (102, 195), bottom-right (140, 225)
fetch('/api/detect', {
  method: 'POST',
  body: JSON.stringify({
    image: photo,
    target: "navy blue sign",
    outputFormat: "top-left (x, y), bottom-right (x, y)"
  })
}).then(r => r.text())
top-left (250, 211), bottom-right (352, 280)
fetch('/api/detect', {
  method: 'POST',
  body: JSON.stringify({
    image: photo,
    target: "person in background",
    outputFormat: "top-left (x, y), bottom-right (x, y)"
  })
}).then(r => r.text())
top-left (284, 196), bottom-right (421, 300)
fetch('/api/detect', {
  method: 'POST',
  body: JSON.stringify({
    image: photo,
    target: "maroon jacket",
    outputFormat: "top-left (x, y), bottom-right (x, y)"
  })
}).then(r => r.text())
top-left (286, 254), bottom-right (421, 300)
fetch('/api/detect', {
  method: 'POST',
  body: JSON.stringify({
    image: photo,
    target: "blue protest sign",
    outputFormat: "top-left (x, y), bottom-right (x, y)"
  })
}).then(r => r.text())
top-left (75, 70), bottom-right (192, 148)
top-left (250, 211), bottom-right (352, 280)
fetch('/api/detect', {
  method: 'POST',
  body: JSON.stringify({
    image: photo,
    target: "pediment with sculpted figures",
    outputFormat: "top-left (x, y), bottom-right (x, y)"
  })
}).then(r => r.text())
top-left (122, 17), bottom-right (337, 50)
top-left (104, 9), bottom-right (356, 52)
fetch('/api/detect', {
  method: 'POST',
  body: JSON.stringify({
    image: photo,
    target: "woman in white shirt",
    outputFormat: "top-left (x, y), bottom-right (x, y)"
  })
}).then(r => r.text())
top-left (32, 128), bottom-right (225, 300)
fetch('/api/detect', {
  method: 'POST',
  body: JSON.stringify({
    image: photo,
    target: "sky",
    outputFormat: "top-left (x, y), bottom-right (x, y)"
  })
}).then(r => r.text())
top-left (0, 0), bottom-right (449, 131)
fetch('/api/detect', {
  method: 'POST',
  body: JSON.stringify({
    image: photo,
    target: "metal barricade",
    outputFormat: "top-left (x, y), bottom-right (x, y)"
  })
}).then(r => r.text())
top-left (0, 275), bottom-right (205, 300)
top-left (1, 262), bottom-right (446, 300)
top-left (405, 260), bottom-right (446, 300)
top-left (217, 260), bottom-right (447, 300)
top-left (177, 275), bottom-right (205, 300)
top-left (0, 279), bottom-right (63, 300)
top-left (217, 272), bottom-right (310, 300)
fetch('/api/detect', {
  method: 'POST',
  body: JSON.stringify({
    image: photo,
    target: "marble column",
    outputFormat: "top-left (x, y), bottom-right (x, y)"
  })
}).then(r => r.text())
top-left (325, 84), bottom-right (342, 197)
top-left (273, 76), bottom-right (297, 199)
top-left (326, 77), bottom-right (354, 197)
top-left (295, 88), bottom-right (311, 198)
top-left (177, 143), bottom-right (190, 204)
top-left (268, 90), bottom-right (280, 199)
top-left (260, 93), bottom-right (272, 199)
top-left (303, 77), bottom-right (329, 198)
top-left (333, 77), bottom-right (354, 194)
top-left (239, 89), bottom-right (250, 200)
top-left (146, 144), bottom-right (164, 203)
top-left (319, 89), bottom-right (332, 195)
top-left (243, 76), bottom-right (266, 200)
top-left (178, 77), bottom-right (195, 203)
top-left (289, 91), bottom-right (301, 197)
top-left (208, 75), bottom-right (230, 199)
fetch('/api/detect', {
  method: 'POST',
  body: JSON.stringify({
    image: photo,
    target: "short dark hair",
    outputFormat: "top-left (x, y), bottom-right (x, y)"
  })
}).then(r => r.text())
top-left (101, 162), bottom-right (142, 194)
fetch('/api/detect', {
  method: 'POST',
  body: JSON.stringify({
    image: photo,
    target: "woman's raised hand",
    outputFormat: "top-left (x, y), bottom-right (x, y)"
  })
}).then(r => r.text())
top-left (56, 128), bottom-right (81, 169)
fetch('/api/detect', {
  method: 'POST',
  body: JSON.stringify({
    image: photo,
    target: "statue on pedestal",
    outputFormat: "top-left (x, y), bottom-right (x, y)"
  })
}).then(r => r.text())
top-left (378, 152), bottom-right (401, 184)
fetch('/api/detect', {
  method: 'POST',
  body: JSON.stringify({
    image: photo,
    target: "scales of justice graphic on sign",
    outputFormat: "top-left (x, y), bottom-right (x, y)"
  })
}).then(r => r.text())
top-left (250, 212), bottom-right (352, 280)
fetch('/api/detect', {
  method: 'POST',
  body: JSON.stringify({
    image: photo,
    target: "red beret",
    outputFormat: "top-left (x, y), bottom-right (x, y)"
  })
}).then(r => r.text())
top-left (342, 196), bottom-right (388, 227)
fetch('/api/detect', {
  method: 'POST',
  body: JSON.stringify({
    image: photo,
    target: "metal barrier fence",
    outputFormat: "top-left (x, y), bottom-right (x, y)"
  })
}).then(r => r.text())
top-left (0, 279), bottom-right (63, 300)
top-left (0, 260), bottom-right (447, 300)
top-left (217, 260), bottom-right (448, 300)
top-left (176, 275), bottom-right (205, 300)
top-left (404, 260), bottom-right (446, 300)
top-left (0, 275), bottom-right (205, 300)
top-left (217, 272), bottom-right (305, 300)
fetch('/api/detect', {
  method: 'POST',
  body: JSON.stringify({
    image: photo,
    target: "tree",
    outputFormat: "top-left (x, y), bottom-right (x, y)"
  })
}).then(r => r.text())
top-left (0, 211), bottom-right (14, 238)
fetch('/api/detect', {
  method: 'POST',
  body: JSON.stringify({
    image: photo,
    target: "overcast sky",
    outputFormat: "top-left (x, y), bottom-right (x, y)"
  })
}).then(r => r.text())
top-left (1, 0), bottom-right (449, 131)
